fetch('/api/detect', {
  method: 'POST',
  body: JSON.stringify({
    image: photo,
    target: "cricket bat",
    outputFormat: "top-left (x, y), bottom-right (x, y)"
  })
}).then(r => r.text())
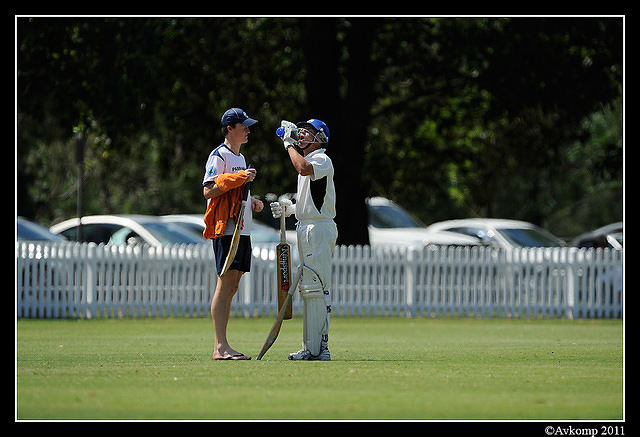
top-left (220, 165), bottom-right (253, 276)
top-left (256, 264), bottom-right (302, 360)
top-left (276, 211), bottom-right (293, 320)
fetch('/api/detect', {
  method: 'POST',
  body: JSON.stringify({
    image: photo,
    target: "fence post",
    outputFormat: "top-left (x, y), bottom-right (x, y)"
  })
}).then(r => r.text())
top-left (565, 248), bottom-right (576, 320)
top-left (405, 246), bottom-right (417, 317)
top-left (85, 243), bottom-right (96, 319)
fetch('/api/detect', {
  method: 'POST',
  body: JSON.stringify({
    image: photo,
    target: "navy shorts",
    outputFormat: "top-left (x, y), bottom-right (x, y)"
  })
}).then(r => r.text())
top-left (211, 235), bottom-right (252, 275)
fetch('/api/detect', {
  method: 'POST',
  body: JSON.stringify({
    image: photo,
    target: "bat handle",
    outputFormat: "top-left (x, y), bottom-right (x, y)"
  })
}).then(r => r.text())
top-left (280, 210), bottom-right (286, 242)
top-left (243, 164), bottom-right (254, 199)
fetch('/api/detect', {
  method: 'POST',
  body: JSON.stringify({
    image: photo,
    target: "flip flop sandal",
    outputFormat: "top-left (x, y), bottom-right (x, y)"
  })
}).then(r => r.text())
top-left (214, 353), bottom-right (251, 360)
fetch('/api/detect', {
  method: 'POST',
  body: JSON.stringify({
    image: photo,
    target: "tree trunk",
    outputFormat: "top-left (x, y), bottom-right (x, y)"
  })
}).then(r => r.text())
top-left (300, 18), bottom-right (378, 245)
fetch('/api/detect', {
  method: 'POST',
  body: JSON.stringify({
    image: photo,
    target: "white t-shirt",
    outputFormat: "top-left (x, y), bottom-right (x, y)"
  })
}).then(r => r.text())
top-left (295, 148), bottom-right (336, 222)
top-left (202, 143), bottom-right (252, 236)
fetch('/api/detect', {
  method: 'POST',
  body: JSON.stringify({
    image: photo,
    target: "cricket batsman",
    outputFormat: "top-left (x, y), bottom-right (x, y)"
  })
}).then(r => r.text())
top-left (271, 119), bottom-right (337, 361)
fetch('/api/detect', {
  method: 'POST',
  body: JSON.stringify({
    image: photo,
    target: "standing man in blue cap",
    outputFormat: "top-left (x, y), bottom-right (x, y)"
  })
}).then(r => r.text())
top-left (203, 108), bottom-right (263, 360)
top-left (271, 119), bottom-right (337, 360)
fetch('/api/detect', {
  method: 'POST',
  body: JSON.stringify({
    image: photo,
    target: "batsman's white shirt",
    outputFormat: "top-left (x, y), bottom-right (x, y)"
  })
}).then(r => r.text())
top-left (295, 148), bottom-right (337, 292)
top-left (202, 143), bottom-right (252, 236)
top-left (295, 148), bottom-right (336, 222)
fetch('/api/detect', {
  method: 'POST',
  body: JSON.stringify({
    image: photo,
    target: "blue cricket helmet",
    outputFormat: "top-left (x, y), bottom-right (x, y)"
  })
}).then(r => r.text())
top-left (296, 119), bottom-right (330, 145)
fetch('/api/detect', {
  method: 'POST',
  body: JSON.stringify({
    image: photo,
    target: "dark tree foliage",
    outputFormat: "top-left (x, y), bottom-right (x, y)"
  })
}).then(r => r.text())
top-left (17, 17), bottom-right (623, 242)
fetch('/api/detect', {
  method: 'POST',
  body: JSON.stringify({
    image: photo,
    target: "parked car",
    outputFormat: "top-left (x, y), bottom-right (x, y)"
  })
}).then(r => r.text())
top-left (366, 197), bottom-right (482, 247)
top-left (17, 217), bottom-right (66, 242)
top-left (49, 215), bottom-right (205, 247)
top-left (261, 195), bottom-right (483, 247)
top-left (570, 222), bottom-right (623, 250)
top-left (160, 214), bottom-right (281, 246)
top-left (17, 218), bottom-right (66, 299)
top-left (425, 218), bottom-right (566, 249)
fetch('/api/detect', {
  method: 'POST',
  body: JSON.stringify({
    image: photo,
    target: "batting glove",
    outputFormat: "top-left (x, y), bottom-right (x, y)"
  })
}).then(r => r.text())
top-left (270, 201), bottom-right (283, 219)
top-left (280, 120), bottom-right (299, 149)
top-left (270, 199), bottom-right (294, 218)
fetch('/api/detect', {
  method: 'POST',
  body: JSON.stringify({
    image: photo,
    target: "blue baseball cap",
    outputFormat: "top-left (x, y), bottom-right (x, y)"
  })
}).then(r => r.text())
top-left (296, 119), bottom-right (330, 144)
top-left (221, 108), bottom-right (258, 127)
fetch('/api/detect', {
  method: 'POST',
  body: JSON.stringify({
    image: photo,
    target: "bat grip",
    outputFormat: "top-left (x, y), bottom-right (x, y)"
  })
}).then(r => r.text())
top-left (280, 210), bottom-right (286, 241)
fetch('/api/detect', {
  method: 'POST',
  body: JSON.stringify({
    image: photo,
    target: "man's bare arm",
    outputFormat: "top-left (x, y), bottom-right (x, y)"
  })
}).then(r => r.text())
top-left (203, 182), bottom-right (223, 200)
top-left (287, 146), bottom-right (314, 176)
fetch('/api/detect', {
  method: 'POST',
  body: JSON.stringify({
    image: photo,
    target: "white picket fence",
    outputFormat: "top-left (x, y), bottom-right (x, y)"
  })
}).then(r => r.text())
top-left (16, 241), bottom-right (623, 320)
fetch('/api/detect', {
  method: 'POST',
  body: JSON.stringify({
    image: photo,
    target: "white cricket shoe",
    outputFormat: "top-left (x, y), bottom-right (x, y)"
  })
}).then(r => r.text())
top-left (288, 348), bottom-right (331, 361)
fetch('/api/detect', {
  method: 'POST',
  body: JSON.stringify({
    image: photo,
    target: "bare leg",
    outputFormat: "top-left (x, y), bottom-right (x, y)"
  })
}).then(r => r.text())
top-left (211, 269), bottom-right (250, 360)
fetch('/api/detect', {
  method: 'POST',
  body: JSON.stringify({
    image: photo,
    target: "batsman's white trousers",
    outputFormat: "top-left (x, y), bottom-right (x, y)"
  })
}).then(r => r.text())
top-left (296, 220), bottom-right (337, 292)
top-left (296, 219), bottom-right (337, 355)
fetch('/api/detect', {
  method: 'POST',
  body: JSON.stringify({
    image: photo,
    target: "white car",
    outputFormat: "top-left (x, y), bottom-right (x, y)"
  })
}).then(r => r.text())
top-left (366, 197), bottom-right (482, 247)
top-left (570, 221), bottom-right (623, 250)
top-left (161, 214), bottom-right (281, 246)
top-left (424, 218), bottom-right (566, 249)
top-left (264, 195), bottom-right (482, 247)
top-left (50, 215), bottom-right (205, 247)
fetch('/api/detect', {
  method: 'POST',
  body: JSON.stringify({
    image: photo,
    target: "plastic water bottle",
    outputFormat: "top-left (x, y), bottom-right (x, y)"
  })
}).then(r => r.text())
top-left (276, 126), bottom-right (299, 141)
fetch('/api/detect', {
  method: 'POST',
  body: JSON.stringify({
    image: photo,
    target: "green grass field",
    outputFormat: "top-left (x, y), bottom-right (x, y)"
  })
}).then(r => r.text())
top-left (16, 317), bottom-right (623, 421)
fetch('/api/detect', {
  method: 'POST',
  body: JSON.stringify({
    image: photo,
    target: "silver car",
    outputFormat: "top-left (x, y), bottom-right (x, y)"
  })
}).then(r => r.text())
top-left (366, 197), bottom-right (482, 247)
top-left (425, 218), bottom-right (566, 249)
top-left (50, 215), bottom-right (205, 247)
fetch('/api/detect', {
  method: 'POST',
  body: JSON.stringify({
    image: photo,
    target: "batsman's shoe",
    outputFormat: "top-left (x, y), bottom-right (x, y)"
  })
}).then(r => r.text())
top-left (288, 348), bottom-right (331, 361)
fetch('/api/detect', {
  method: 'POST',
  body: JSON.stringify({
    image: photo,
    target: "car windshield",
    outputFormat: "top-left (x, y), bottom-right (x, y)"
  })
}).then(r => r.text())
top-left (368, 204), bottom-right (424, 228)
top-left (142, 222), bottom-right (205, 245)
top-left (498, 228), bottom-right (564, 248)
top-left (17, 219), bottom-right (65, 241)
top-left (167, 222), bottom-right (207, 240)
top-left (168, 219), bottom-right (278, 244)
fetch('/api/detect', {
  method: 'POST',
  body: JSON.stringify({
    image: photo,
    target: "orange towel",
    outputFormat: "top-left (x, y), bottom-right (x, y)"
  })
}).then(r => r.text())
top-left (203, 170), bottom-right (249, 239)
